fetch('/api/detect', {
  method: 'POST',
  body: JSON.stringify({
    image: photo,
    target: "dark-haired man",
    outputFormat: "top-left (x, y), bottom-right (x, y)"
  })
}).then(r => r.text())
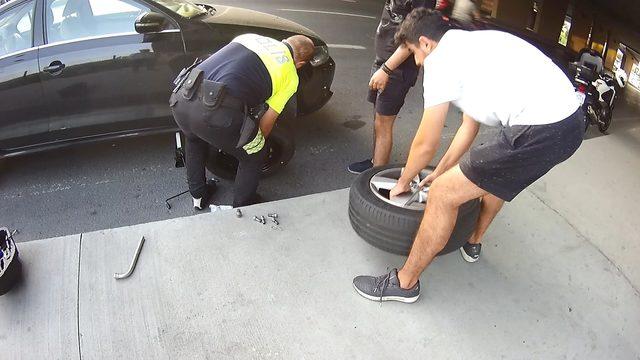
top-left (348, 0), bottom-right (435, 174)
top-left (171, 34), bottom-right (314, 209)
top-left (353, 9), bottom-right (583, 303)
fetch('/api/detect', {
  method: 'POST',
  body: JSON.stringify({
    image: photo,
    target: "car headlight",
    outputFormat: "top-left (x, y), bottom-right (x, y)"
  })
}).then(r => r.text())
top-left (310, 45), bottom-right (330, 67)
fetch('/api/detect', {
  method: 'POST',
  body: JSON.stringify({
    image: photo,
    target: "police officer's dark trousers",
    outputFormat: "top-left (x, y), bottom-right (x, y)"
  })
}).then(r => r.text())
top-left (171, 93), bottom-right (266, 208)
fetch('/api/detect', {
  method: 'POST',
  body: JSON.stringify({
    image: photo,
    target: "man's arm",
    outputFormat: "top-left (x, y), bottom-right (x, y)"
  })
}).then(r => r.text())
top-left (423, 113), bottom-right (479, 184)
top-left (258, 107), bottom-right (280, 138)
top-left (390, 102), bottom-right (449, 197)
top-left (369, 45), bottom-right (412, 90)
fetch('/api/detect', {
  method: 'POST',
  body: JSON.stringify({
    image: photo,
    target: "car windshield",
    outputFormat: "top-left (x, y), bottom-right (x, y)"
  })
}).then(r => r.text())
top-left (151, 0), bottom-right (207, 18)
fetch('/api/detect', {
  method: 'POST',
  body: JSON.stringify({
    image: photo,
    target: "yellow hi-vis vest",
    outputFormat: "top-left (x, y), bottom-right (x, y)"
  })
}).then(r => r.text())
top-left (232, 34), bottom-right (299, 114)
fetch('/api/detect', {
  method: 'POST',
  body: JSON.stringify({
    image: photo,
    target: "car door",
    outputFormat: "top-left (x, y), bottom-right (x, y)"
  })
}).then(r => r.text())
top-left (38, 0), bottom-right (185, 142)
top-left (0, 0), bottom-right (50, 151)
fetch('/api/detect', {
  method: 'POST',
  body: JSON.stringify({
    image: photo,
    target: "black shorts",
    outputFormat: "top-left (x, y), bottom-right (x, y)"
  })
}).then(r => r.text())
top-left (367, 62), bottom-right (415, 116)
top-left (459, 109), bottom-right (584, 202)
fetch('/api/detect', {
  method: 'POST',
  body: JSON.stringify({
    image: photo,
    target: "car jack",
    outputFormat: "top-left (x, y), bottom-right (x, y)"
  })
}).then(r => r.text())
top-left (174, 132), bottom-right (185, 168)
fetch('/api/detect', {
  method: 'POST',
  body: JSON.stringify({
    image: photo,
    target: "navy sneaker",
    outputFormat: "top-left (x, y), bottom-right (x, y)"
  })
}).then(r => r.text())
top-left (353, 268), bottom-right (420, 303)
top-left (460, 242), bottom-right (481, 263)
top-left (348, 159), bottom-right (373, 174)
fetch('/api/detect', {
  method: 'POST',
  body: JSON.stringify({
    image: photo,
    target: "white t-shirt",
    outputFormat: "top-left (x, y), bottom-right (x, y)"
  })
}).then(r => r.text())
top-left (423, 30), bottom-right (579, 127)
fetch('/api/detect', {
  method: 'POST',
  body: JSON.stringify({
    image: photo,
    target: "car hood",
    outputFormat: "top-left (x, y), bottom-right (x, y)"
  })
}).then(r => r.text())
top-left (198, 4), bottom-right (323, 43)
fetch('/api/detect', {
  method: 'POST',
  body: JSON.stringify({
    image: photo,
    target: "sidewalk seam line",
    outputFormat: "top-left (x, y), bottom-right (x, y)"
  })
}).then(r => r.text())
top-left (77, 233), bottom-right (83, 360)
top-left (527, 189), bottom-right (640, 298)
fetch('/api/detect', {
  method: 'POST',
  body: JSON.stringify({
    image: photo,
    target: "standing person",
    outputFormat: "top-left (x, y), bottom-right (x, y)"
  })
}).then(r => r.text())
top-left (348, 0), bottom-right (436, 174)
top-left (353, 9), bottom-right (583, 303)
top-left (451, 0), bottom-right (479, 27)
top-left (435, 0), bottom-right (454, 18)
top-left (170, 34), bottom-right (314, 209)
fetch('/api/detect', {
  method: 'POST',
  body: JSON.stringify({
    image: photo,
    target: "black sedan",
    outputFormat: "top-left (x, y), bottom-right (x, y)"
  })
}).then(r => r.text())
top-left (0, 0), bottom-right (335, 170)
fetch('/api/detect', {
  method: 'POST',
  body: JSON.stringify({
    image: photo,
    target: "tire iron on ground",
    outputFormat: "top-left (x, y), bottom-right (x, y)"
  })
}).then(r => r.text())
top-left (114, 236), bottom-right (146, 280)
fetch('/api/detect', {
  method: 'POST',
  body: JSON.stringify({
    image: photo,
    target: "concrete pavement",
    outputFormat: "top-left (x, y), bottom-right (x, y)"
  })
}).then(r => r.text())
top-left (2, 186), bottom-right (639, 358)
top-left (530, 113), bottom-right (640, 291)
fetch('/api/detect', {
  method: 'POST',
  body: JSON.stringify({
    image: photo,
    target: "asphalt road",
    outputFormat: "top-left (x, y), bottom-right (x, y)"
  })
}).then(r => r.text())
top-left (1, 0), bottom-right (637, 242)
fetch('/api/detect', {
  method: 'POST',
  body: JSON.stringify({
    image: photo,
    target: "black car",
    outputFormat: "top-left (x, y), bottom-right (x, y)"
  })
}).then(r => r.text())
top-left (0, 0), bottom-right (335, 172)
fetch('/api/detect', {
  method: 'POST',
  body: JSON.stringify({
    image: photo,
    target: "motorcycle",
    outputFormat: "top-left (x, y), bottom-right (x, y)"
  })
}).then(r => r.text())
top-left (571, 63), bottom-right (628, 133)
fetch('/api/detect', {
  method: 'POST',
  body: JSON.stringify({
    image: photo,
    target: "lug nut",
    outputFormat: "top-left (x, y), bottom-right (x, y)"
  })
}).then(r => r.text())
top-left (267, 213), bottom-right (278, 219)
top-left (236, 209), bottom-right (243, 218)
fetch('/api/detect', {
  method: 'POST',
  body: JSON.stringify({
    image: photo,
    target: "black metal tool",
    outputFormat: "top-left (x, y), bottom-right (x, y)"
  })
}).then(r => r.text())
top-left (174, 132), bottom-right (185, 168)
top-left (165, 178), bottom-right (219, 209)
top-left (165, 190), bottom-right (189, 209)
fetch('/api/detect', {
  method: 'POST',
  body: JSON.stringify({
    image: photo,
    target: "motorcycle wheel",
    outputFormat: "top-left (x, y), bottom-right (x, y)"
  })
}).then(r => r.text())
top-left (585, 104), bottom-right (597, 132)
top-left (597, 104), bottom-right (612, 133)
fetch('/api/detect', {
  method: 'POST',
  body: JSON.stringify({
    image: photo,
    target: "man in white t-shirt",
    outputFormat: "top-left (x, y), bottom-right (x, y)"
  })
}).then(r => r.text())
top-left (353, 9), bottom-right (583, 303)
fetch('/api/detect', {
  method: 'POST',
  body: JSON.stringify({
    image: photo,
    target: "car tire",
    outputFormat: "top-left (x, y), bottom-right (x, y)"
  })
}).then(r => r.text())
top-left (348, 164), bottom-right (481, 256)
top-left (206, 123), bottom-right (295, 180)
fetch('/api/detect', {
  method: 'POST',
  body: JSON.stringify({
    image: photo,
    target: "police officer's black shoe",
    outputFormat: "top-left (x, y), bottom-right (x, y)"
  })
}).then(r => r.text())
top-left (193, 182), bottom-right (218, 211)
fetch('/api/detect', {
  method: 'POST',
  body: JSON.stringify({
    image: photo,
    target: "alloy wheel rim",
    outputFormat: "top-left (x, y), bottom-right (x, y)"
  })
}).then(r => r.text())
top-left (369, 167), bottom-right (432, 211)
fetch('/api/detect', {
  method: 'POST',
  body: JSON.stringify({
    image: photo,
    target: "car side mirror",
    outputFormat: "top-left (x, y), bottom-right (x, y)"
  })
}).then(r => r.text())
top-left (135, 12), bottom-right (167, 34)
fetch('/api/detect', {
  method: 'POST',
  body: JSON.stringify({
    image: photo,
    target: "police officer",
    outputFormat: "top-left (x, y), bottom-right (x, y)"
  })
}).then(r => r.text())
top-left (170, 34), bottom-right (315, 209)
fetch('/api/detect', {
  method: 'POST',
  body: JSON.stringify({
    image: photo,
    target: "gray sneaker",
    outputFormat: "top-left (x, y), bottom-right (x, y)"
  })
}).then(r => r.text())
top-left (460, 242), bottom-right (481, 263)
top-left (352, 268), bottom-right (420, 303)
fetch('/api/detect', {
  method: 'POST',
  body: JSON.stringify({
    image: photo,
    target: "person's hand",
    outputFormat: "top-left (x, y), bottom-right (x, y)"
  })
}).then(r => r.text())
top-left (390, 179), bottom-right (412, 199)
top-left (419, 170), bottom-right (441, 188)
top-left (369, 68), bottom-right (389, 91)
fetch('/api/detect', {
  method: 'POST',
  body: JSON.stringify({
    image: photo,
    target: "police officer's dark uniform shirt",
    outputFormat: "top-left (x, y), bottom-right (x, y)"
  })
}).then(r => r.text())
top-left (197, 34), bottom-right (298, 114)
top-left (375, 0), bottom-right (435, 82)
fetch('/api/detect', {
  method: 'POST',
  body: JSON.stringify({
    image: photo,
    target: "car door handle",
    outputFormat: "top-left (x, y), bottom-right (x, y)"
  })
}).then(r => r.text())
top-left (43, 61), bottom-right (66, 75)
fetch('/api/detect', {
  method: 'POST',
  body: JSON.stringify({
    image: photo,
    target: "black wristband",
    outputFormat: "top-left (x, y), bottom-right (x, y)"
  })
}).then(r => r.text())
top-left (381, 63), bottom-right (393, 75)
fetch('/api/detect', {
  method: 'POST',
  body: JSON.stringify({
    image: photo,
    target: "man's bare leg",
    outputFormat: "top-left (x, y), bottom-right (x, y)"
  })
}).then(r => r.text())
top-left (397, 166), bottom-right (488, 289)
top-left (372, 112), bottom-right (397, 166)
top-left (468, 194), bottom-right (504, 245)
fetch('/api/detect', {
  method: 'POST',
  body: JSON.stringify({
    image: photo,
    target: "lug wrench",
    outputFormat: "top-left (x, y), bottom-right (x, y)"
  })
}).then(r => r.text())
top-left (114, 236), bottom-right (146, 280)
top-left (165, 178), bottom-right (219, 209)
top-left (165, 190), bottom-right (190, 209)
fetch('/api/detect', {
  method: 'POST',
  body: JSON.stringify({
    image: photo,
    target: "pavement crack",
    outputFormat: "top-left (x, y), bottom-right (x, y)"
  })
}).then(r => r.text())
top-left (527, 190), bottom-right (640, 298)
top-left (77, 233), bottom-right (83, 360)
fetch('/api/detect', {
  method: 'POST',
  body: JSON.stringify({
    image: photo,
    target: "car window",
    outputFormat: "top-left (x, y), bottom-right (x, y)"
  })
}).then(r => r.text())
top-left (0, 1), bottom-right (35, 57)
top-left (46, 0), bottom-right (151, 44)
